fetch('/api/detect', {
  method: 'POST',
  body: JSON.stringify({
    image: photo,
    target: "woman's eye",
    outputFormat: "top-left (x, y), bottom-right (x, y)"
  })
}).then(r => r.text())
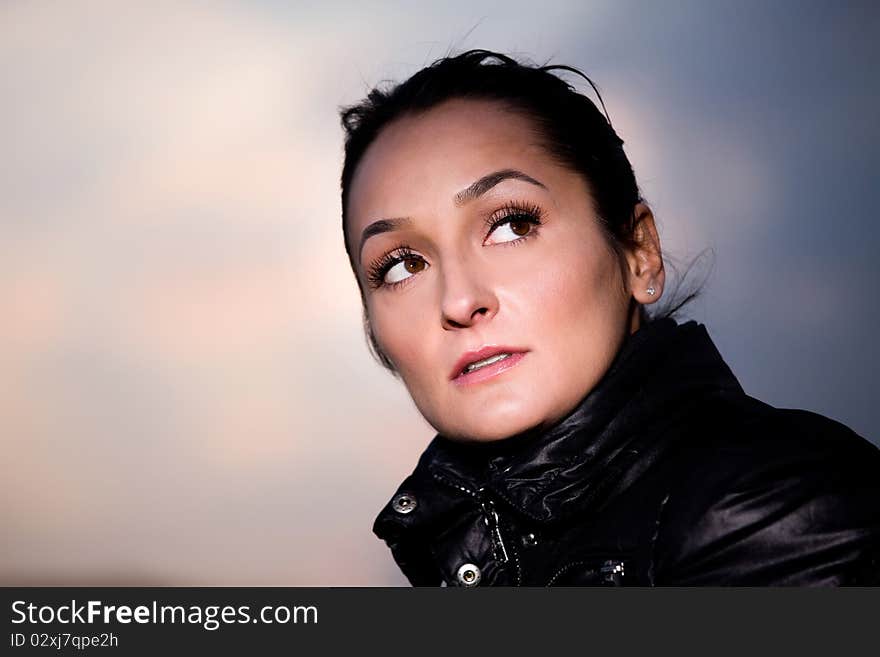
top-left (385, 257), bottom-right (427, 284)
top-left (485, 215), bottom-right (536, 244)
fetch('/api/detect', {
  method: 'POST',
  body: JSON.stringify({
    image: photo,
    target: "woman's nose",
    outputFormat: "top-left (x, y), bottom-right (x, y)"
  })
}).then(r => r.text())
top-left (438, 255), bottom-right (498, 330)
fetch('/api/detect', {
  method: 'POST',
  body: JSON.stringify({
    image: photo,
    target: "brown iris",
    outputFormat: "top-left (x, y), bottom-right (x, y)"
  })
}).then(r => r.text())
top-left (508, 219), bottom-right (532, 236)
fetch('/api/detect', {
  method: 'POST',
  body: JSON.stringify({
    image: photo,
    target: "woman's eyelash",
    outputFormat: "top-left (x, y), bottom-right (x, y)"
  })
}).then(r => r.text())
top-left (366, 244), bottom-right (421, 290)
top-left (366, 201), bottom-right (545, 290)
top-left (484, 200), bottom-right (544, 236)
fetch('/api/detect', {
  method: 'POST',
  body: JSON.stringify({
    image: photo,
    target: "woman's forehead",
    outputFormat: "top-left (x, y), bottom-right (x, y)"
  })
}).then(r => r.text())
top-left (347, 99), bottom-right (555, 228)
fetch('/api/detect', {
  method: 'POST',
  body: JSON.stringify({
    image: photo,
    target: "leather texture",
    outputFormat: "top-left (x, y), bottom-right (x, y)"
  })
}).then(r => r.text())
top-left (373, 318), bottom-right (880, 586)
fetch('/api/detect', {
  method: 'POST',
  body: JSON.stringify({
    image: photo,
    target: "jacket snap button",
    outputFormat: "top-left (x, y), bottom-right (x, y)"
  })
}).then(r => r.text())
top-left (456, 563), bottom-right (481, 587)
top-left (521, 532), bottom-right (538, 547)
top-left (391, 493), bottom-right (417, 514)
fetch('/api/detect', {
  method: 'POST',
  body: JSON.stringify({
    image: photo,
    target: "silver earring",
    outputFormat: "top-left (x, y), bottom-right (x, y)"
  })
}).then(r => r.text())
top-left (646, 286), bottom-right (656, 296)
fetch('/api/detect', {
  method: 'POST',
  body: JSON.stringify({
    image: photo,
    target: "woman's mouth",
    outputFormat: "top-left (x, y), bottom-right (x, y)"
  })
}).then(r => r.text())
top-left (463, 352), bottom-right (513, 373)
top-left (452, 348), bottom-right (528, 387)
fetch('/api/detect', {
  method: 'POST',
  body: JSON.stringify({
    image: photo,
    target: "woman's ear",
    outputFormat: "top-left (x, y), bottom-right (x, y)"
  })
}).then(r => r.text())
top-left (623, 203), bottom-right (665, 305)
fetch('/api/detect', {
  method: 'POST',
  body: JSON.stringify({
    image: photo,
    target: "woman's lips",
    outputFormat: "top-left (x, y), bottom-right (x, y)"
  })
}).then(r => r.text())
top-left (450, 345), bottom-right (528, 380)
top-left (452, 351), bottom-right (527, 387)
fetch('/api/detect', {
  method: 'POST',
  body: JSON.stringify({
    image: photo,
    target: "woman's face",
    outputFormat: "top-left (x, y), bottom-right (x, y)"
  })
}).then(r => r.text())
top-left (346, 99), bottom-right (641, 443)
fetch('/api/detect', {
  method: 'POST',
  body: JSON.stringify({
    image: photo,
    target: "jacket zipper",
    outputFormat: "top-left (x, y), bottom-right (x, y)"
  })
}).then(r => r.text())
top-left (546, 558), bottom-right (626, 586)
top-left (480, 496), bottom-right (510, 564)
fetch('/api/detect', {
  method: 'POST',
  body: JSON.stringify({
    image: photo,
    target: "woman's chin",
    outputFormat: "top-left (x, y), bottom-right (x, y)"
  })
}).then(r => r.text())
top-left (433, 406), bottom-right (548, 444)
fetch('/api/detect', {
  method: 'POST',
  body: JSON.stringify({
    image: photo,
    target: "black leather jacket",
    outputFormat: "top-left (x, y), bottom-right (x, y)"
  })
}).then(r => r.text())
top-left (373, 318), bottom-right (880, 586)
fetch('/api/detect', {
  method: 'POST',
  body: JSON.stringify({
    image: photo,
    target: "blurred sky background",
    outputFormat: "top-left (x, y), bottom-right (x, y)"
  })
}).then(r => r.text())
top-left (2, 1), bottom-right (878, 585)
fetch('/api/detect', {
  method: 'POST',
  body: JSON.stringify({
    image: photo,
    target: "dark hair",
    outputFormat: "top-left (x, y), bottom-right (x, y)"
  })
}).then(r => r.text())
top-left (339, 49), bottom-right (706, 374)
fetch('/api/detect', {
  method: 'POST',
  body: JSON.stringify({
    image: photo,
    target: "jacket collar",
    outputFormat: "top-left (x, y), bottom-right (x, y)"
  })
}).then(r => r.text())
top-left (374, 318), bottom-right (744, 540)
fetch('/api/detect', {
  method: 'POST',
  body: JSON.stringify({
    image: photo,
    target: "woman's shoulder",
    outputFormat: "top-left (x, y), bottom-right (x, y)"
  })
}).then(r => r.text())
top-left (686, 394), bottom-right (879, 476)
top-left (652, 397), bottom-right (880, 585)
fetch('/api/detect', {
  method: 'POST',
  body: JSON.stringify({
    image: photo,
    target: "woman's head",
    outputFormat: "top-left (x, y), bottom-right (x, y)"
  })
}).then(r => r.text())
top-left (339, 50), bottom-right (666, 443)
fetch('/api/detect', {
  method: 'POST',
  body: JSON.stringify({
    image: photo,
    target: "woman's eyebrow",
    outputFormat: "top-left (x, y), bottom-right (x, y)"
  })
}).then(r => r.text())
top-left (454, 169), bottom-right (546, 206)
top-left (358, 169), bottom-right (546, 262)
top-left (359, 217), bottom-right (412, 262)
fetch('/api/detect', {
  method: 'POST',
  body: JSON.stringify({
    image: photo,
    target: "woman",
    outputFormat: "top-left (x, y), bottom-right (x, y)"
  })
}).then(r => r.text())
top-left (338, 50), bottom-right (880, 586)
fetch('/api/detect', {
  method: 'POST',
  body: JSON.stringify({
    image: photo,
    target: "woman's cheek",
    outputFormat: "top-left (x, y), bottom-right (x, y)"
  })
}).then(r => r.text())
top-left (371, 299), bottom-right (430, 377)
top-left (515, 250), bottom-right (596, 315)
